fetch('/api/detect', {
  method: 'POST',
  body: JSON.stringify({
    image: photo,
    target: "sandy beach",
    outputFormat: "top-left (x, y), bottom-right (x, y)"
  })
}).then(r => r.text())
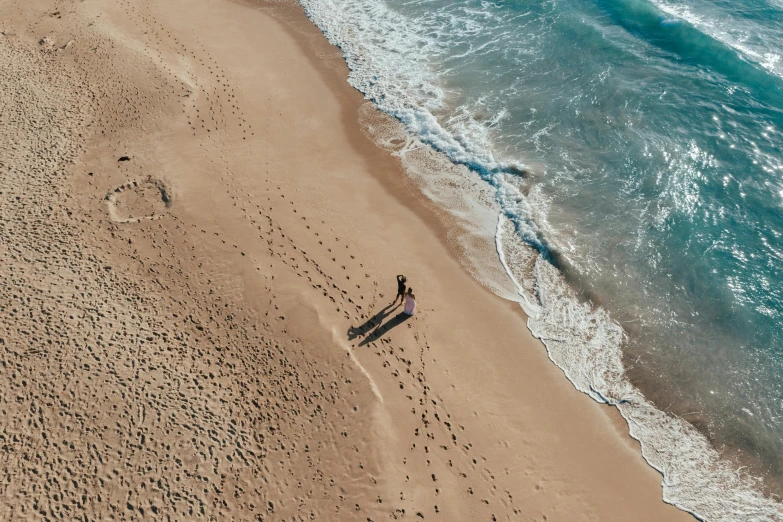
top-left (0, 0), bottom-right (696, 520)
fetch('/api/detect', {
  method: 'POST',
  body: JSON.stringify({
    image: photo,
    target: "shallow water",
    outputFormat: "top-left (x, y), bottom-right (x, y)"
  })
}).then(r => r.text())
top-left (297, 0), bottom-right (783, 518)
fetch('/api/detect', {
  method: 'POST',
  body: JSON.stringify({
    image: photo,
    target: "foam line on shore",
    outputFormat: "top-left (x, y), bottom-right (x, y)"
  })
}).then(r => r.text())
top-left (295, 0), bottom-right (783, 519)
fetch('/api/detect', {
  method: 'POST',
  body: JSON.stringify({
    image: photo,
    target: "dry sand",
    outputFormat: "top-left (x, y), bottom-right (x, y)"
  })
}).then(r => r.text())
top-left (0, 0), bottom-right (696, 520)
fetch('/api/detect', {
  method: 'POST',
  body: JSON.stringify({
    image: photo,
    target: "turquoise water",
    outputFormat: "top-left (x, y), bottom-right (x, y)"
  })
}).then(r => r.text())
top-left (298, 0), bottom-right (783, 519)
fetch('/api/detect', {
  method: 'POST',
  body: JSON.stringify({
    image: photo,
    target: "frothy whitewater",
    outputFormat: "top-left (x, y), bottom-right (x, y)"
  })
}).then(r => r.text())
top-left (297, 0), bottom-right (783, 519)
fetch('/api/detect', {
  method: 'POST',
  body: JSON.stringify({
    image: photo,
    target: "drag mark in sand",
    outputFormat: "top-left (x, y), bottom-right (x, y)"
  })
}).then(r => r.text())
top-left (0, 0), bottom-right (565, 518)
top-left (218, 175), bottom-right (526, 519)
top-left (336, 326), bottom-right (385, 404)
top-left (0, 3), bottom-right (381, 520)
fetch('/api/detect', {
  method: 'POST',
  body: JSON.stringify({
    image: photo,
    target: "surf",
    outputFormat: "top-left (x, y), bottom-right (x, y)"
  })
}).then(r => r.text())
top-left (297, 0), bottom-right (783, 519)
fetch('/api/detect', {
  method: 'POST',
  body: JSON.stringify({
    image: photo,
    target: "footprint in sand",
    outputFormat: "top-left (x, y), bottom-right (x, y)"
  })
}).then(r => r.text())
top-left (106, 176), bottom-right (172, 223)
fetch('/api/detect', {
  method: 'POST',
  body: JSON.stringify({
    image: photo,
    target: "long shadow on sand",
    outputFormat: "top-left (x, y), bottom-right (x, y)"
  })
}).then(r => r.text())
top-left (354, 311), bottom-right (411, 347)
top-left (348, 303), bottom-right (398, 341)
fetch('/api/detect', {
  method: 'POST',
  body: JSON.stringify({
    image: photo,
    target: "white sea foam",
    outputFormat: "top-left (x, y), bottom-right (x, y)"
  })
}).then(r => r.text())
top-left (297, 0), bottom-right (783, 519)
top-left (497, 218), bottom-right (782, 521)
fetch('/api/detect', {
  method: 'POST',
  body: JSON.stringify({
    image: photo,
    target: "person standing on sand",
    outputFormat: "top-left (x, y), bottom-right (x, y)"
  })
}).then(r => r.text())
top-left (395, 274), bottom-right (407, 305)
top-left (403, 288), bottom-right (417, 316)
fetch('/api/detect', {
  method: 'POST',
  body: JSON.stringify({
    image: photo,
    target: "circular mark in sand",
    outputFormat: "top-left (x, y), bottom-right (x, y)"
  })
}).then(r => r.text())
top-left (106, 177), bottom-right (172, 223)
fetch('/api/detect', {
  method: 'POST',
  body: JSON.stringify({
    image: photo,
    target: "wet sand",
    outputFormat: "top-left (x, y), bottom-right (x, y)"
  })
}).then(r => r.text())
top-left (0, 0), bottom-right (695, 520)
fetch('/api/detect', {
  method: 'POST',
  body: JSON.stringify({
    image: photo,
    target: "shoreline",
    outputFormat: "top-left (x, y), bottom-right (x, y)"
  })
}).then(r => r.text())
top-left (271, 0), bottom-right (783, 516)
top-left (228, 1), bottom-right (710, 519)
top-left (0, 0), bottom-right (705, 520)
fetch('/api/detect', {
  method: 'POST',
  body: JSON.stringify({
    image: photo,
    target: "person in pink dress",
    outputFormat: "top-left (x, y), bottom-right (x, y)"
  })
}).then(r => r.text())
top-left (402, 288), bottom-right (416, 316)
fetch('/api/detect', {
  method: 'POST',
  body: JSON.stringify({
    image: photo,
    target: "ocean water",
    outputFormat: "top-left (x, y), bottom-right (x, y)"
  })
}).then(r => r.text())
top-left (296, 0), bottom-right (783, 519)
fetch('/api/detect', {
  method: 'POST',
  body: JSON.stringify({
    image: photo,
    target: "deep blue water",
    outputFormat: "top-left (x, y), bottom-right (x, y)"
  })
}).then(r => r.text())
top-left (298, 0), bottom-right (783, 518)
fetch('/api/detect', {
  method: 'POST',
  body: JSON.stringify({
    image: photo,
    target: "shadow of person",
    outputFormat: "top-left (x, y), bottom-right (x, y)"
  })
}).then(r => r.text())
top-left (358, 312), bottom-right (411, 347)
top-left (348, 303), bottom-right (397, 340)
